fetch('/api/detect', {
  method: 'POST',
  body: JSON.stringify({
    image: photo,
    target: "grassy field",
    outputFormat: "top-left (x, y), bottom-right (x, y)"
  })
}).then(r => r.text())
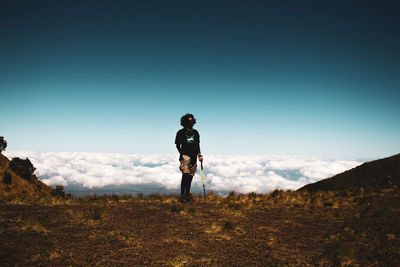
top-left (1, 188), bottom-right (400, 266)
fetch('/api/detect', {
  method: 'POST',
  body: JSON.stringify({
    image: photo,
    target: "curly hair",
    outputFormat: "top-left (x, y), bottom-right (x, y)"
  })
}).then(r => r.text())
top-left (180, 113), bottom-right (196, 127)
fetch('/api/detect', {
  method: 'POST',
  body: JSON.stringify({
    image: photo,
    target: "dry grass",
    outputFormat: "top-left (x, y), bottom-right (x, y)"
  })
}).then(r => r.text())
top-left (0, 187), bottom-right (399, 266)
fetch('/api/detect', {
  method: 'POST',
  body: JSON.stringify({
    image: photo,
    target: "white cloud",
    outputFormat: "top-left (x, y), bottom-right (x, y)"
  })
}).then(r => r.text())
top-left (4, 151), bottom-right (361, 194)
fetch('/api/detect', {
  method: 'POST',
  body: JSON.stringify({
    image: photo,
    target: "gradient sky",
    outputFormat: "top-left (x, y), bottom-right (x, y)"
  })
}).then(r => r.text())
top-left (1, 0), bottom-right (399, 159)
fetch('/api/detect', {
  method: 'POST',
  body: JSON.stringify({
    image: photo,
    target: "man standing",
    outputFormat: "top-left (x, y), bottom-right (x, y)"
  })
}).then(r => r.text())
top-left (175, 114), bottom-right (203, 203)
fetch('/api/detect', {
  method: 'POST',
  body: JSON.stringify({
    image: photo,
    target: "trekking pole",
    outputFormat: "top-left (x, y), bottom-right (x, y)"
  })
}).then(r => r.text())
top-left (200, 159), bottom-right (206, 204)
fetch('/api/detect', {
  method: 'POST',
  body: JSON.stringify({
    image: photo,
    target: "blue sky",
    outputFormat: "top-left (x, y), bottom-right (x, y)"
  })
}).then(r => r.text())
top-left (1, 0), bottom-right (399, 159)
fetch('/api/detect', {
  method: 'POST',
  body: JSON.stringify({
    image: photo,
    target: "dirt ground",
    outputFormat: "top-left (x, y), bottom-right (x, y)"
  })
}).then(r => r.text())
top-left (1, 189), bottom-right (399, 266)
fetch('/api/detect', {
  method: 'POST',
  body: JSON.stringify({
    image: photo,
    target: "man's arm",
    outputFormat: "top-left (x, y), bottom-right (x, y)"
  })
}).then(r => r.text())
top-left (175, 130), bottom-right (183, 155)
top-left (196, 131), bottom-right (203, 161)
top-left (176, 144), bottom-right (182, 154)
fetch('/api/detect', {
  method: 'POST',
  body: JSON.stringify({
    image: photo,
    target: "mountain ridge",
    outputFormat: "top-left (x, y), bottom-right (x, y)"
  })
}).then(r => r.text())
top-left (298, 153), bottom-right (400, 192)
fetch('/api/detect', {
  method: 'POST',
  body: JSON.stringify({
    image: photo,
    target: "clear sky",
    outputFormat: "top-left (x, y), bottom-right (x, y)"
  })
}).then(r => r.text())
top-left (1, 0), bottom-right (399, 159)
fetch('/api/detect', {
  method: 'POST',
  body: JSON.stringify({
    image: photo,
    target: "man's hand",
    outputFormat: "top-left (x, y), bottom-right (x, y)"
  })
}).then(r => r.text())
top-left (198, 154), bottom-right (204, 161)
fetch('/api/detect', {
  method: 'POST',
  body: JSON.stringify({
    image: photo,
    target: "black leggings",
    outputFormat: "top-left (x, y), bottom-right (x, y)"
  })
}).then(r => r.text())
top-left (181, 173), bottom-right (193, 196)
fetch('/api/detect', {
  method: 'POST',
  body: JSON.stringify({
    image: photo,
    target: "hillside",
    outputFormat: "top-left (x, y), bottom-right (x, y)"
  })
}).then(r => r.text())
top-left (298, 153), bottom-right (400, 192)
top-left (0, 154), bottom-right (54, 201)
top-left (1, 189), bottom-right (399, 266)
top-left (0, 153), bottom-right (399, 265)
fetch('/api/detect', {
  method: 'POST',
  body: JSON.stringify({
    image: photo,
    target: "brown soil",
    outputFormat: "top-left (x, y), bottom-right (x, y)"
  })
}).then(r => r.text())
top-left (1, 189), bottom-right (399, 266)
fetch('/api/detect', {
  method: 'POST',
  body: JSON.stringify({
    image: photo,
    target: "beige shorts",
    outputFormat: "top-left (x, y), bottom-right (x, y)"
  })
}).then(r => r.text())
top-left (179, 154), bottom-right (197, 176)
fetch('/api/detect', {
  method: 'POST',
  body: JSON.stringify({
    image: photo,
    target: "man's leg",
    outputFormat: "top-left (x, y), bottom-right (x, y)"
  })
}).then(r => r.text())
top-left (181, 174), bottom-right (186, 197)
top-left (185, 161), bottom-right (197, 201)
top-left (184, 174), bottom-right (193, 197)
top-left (179, 155), bottom-right (191, 202)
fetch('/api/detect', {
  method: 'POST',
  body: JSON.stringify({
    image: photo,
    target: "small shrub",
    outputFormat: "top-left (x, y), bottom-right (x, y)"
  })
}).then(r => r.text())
top-left (247, 192), bottom-right (257, 200)
top-left (206, 191), bottom-right (219, 202)
top-left (228, 203), bottom-right (241, 210)
top-left (110, 194), bottom-right (120, 201)
top-left (2, 170), bottom-right (12, 185)
top-left (121, 193), bottom-right (133, 200)
top-left (271, 189), bottom-right (282, 198)
top-left (0, 136), bottom-right (7, 153)
top-left (85, 207), bottom-right (102, 220)
top-left (9, 157), bottom-right (36, 180)
top-left (89, 194), bottom-right (99, 201)
top-left (54, 185), bottom-right (65, 197)
top-left (227, 191), bottom-right (238, 200)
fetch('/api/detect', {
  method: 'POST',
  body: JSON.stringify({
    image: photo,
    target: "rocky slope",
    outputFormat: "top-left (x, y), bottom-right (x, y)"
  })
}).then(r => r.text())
top-left (298, 153), bottom-right (400, 192)
top-left (0, 154), bottom-right (54, 201)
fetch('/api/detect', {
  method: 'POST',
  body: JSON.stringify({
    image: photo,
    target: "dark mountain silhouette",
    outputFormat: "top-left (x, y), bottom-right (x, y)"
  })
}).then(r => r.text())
top-left (0, 154), bottom-right (54, 200)
top-left (298, 153), bottom-right (400, 192)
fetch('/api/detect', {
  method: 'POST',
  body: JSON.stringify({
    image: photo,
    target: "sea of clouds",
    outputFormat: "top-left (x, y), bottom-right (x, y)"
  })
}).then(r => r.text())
top-left (4, 151), bottom-right (361, 196)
